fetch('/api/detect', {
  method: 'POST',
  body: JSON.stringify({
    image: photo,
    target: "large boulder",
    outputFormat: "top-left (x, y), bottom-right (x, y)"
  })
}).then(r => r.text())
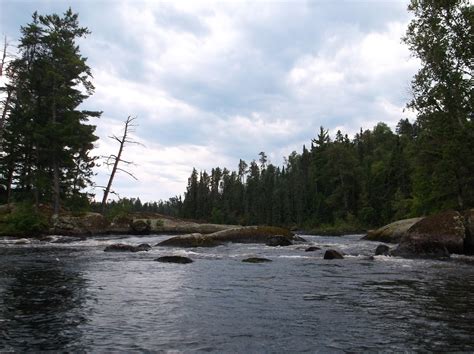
top-left (210, 226), bottom-right (294, 244)
top-left (324, 249), bottom-right (344, 259)
top-left (157, 233), bottom-right (222, 248)
top-left (362, 217), bottom-right (424, 243)
top-left (464, 209), bottom-right (474, 255)
top-left (392, 210), bottom-right (465, 258)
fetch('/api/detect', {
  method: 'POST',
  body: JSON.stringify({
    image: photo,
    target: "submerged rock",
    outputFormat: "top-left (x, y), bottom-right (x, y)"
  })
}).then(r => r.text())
top-left (293, 235), bottom-right (308, 242)
top-left (14, 239), bottom-right (30, 245)
top-left (392, 211), bottom-right (465, 258)
top-left (242, 257), bottom-right (272, 263)
top-left (375, 244), bottom-right (390, 256)
top-left (362, 217), bottom-right (424, 243)
top-left (305, 246), bottom-right (321, 252)
top-left (135, 243), bottom-right (152, 252)
top-left (155, 256), bottom-right (193, 264)
top-left (323, 249), bottom-right (344, 259)
top-left (266, 235), bottom-right (292, 247)
top-left (104, 243), bottom-right (152, 252)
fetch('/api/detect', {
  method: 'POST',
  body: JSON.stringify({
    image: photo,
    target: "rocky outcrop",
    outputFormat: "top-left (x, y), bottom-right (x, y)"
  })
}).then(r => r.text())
top-left (104, 243), bottom-right (152, 252)
top-left (324, 249), bottom-right (344, 259)
top-left (362, 217), bottom-right (424, 243)
top-left (157, 226), bottom-right (294, 247)
top-left (47, 211), bottom-right (240, 237)
top-left (155, 256), bottom-right (193, 264)
top-left (210, 226), bottom-right (293, 243)
top-left (132, 215), bottom-right (236, 234)
top-left (52, 212), bottom-right (110, 235)
top-left (375, 244), bottom-right (390, 256)
top-left (265, 235), bottom-right (292, 247)
top-left (157, 233), bottom-right (222, 248)
top-left (392, 211), bottom-right (465, 258)
top-left (242, 257), bottom-right (272, 263)
top-left (130, 220), bottom-right (151, 234)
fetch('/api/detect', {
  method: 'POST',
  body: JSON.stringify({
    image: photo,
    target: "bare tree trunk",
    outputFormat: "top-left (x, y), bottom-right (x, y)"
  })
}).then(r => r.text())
top-left (0, 36), bottom-right (11, 146)
top-left (0, 36), bottom-right (6, 76)
top-left (101, 133), bottom-right (125, 210)
top-left (101, 116), bottom-right (138, 213)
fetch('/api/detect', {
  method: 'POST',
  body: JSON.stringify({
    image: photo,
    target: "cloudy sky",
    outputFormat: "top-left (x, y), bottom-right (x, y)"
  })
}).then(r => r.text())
top-left (0, 0), bottom-right (419, 202)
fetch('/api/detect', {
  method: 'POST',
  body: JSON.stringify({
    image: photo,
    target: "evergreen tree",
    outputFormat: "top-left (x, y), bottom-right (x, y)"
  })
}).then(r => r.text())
top-left (1, 9), bottom-right (100, 212)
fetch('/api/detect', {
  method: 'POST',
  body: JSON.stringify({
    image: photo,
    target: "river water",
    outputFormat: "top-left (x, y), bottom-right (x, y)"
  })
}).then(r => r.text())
top-left (0, 234), bottom-right (473, 352)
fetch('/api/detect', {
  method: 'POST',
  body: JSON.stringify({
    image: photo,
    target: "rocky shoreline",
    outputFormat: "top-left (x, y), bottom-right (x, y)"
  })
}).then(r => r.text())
top-left (2, 205), bottom-right (473, 261)
top-left (362, 209), bottom-right (474, 258)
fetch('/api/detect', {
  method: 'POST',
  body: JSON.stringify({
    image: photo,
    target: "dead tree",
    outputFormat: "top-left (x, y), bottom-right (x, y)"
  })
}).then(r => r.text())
top-left (101, 116), bottom-right (141, 212)
top-left (0, 36), bottom-right (14, 146)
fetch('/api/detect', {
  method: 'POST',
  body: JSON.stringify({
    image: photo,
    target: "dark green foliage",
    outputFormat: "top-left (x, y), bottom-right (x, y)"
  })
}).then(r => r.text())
top-left (178, 121), bottom-right (420, 229)
top-left (91, 196), bottom-right (183, 219)
top-left (0, 9), bottom-right (100, 211)
top-left (0, 204), bottom-right (49, 236)
top-left (404, 0), bottom-right (474, 212)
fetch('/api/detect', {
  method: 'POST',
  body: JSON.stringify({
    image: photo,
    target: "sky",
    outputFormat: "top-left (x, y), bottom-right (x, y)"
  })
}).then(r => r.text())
top-left (0, 0), bottom-right (419, 202)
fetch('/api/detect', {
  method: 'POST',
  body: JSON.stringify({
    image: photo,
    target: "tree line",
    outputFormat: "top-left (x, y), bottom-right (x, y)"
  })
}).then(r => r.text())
top-left (173, 0), bottom-right (473, 228)
top-left (0, 1), bottom-right (472, 229)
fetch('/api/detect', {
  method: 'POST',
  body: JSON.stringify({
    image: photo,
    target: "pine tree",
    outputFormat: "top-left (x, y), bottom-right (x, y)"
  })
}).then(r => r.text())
top-left (2, 9), bottom-right (100, 212)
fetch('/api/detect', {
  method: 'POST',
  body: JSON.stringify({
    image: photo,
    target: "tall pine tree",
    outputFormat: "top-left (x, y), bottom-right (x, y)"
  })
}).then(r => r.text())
top-left (1, 9), bottom-right (100, 212)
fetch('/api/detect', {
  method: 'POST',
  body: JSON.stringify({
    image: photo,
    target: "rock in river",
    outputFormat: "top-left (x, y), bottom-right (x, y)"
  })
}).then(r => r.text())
top-left (155, 256), bottom-right (193, 264)
top-left (157, 226), bottom-right (294, 247)
top-left (305, 246), bottom-right (321, 252)
top-left (362, 217), bottom-right (424, 243)
top-left (104, 243), bottom-right (152, 252)
top-left (242, 257), bottom-right (272, 263)
top-left (392, 210), bottom-right (465, 258)
top-left (323, 249), bottom-right (344, 259)
top-left (266, 235), bottom-right (293, 247)
top-left (157, 233), bottom-right (222, 248)
top-left (375, 244), bottom-right (390, 256)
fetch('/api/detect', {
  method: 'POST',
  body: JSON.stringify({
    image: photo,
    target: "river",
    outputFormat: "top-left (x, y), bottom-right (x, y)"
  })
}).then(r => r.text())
top-left (0, 234), bottom-right (473, 352)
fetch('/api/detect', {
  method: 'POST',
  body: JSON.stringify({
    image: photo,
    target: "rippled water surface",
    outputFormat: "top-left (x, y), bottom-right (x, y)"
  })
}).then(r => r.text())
top-left (0, 234), bottom-right (473, 352)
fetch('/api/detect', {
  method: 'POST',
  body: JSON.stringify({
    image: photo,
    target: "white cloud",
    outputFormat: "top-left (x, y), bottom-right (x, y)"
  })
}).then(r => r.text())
top-left (285, 20), bottom-right (419, 135)
top-left (3, 0), bottom-right (420, 201)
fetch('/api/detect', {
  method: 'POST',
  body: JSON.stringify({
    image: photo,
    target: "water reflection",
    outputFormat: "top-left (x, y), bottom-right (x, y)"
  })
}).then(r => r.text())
top-left (0, 247), bottom-right (89, 351)
top-left (361, 265), bottom-right (474, 351)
